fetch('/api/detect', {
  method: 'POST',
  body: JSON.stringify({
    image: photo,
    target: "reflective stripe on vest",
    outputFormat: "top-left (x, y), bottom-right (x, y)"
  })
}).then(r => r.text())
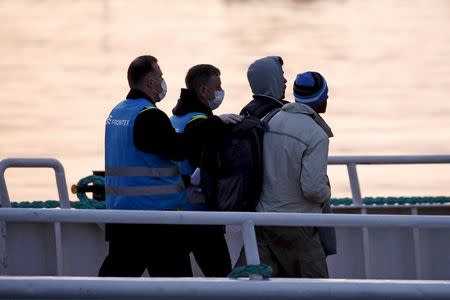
top-left (106, 182), bottom-right (185, 196)
top-left (187, 114), bottom-right (207, 123)
top-left (139, 105), bottom-right (157, 114)
top-left (105, 166), bottom-right (180, 177)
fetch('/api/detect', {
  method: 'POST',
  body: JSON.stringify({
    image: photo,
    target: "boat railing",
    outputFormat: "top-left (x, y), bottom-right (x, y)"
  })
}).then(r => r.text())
top-left (1, 276), bottom-right (450, 300)
top-left (2, 155), bottom-right (450, 208)
top-left (0, 158), bottom-right (70, 208)
top-left (0, 208), bottom-right (450, 275)
top-left (0, 155), bottom-right (450, 300)
top-left (1, 156), bottom-right (450, 279)
top-left (0, 208), bottom-right (450, 299)
top-left (0, 157), bottom-right (450, 299)
top-left (327, 155), bottom-right (450, 205)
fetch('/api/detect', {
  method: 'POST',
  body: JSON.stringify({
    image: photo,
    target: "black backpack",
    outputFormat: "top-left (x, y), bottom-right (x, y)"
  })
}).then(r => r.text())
top-left (200, 110), bottom-right (279, 211)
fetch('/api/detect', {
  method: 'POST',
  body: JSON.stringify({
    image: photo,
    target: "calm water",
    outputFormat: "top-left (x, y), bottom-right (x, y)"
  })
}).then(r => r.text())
top-left (1, 0), bottom-right (449, 201)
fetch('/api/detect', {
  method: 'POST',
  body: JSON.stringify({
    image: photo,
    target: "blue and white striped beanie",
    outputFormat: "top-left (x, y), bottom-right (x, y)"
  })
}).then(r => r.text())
top-left (293, 71), bottom-right (328, 108)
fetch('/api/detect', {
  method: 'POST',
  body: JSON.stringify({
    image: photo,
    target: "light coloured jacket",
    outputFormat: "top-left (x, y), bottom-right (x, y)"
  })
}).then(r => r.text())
top-left (257, 102), bottom-right (333, 213)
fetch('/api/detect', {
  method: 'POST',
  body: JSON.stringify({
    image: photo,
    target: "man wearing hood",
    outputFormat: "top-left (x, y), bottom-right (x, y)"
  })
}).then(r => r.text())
top-left (171, 64), bottom-right (241, 277)
top-left (240, 56), bottom-right (288, 118)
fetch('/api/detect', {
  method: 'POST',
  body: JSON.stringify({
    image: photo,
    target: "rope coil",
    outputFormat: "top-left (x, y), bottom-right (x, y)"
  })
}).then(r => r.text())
top-left (73, 175), bottom-right (105, 202)
top-left (228, 264), bottom-right (272, 279)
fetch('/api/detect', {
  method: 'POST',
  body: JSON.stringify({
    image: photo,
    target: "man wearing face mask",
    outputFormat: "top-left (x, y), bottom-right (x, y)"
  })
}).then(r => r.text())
top-left (170, 64), bottom-right (241, 277)
top-left (99, 56), bottom-right (238, 277)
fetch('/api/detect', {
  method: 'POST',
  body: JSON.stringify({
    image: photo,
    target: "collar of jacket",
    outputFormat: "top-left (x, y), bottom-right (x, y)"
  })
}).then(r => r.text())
top-left (282, 102), bottom-right (334, 138)
top-left (241, 94), bottom-right (289, 118)
top-left (253, 94), bottom-right (288, 106)
top-left (126, 89), bottom-right (156, 105)
top-left (172, 88), bottom-right (213, 117)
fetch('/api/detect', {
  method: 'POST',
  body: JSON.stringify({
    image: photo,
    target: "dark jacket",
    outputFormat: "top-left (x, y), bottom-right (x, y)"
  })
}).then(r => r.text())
top-left (240, 95), bottom-right (288, 118)
top-left (130, 89), bottom-right (184, 161)
top-left (172, 88), bottom-right (227, 170)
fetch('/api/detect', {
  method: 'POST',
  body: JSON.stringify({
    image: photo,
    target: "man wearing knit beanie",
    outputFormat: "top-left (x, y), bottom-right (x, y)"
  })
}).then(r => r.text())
top-left (250, 71), bottom-right (333, 278)
top-left (293, 71), bottom-right (329, 113)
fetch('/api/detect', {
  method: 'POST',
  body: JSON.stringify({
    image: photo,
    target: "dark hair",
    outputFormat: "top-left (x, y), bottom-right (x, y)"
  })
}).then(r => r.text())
top-left (185, 64), bottom-right (221, 91)
top-left (127, 55), bottom-right (158, 88)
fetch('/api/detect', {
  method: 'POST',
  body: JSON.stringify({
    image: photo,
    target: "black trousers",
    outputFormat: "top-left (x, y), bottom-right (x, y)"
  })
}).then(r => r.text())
top-left (98, 224), bottom-right (192, 277)
top-left (188, 225), bottom-right (231, 277)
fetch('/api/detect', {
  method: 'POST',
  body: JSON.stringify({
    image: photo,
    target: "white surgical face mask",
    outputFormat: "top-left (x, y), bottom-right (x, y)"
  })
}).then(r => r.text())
top-left (208, 90), bottom-right (225, 110)
top-left (158, 79), bottom-right (167, 102)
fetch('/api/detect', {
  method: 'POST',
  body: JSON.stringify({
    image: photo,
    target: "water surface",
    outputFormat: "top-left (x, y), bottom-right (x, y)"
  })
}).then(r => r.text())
top-left (1, 0), bottom-right (449, 201)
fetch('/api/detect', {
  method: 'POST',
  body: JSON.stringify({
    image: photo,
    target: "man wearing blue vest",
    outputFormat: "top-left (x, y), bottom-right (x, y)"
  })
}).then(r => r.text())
top-left (170, 64), bottom-right (240, 276)
top-left (99, 56), bottom-right (238, 277)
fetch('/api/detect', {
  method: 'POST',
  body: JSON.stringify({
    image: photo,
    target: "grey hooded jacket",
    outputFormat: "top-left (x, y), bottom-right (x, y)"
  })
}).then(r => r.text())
top-left (257, 102), bottom-right (333, 213)
top-left (247, 56), bottom-right (285, 100)
top-left (240, 56), bottom-right (287, 118)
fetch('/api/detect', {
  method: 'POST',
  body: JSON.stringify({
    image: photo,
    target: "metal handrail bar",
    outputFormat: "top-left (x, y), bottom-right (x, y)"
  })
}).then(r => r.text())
top-left (327, 155), bottom-right (450, 205)
top-left (0, 158), bottom-right (70, 275)
top-left (1, 156), bottom-right (449, 280)
top-left (2, 208), bottom-right (450, 279)
top-left (0, 277), bottom-right (449, 300)
top-left (328, 155), bottom-right (450, 165)
top-left (0, 158), bottom-right (70, 208)
top-left (1, 155), bottom-right (449, 208)
top-left (0, 208), bottom-right (449, 228)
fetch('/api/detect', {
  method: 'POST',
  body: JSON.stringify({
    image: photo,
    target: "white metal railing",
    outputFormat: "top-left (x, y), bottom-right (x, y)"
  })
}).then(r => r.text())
top-left (1, 277), bottom-right (450, 300)
top-left (0, 157), bottom-right (450, 299)
top-left (0, 209), bottom-right (450, 299)
top-left (1, 208), bottom-right (450, 228)
top-left (1, 208), bottom-right (450, 276)
top-left (2, 156), bottom-right (449, 209)
top-left (328, 155), bottom-right (450, 205)
top-left (0, 158), bottom-right (70, 275)
top-left (0, 158), bottom-right (70, 208)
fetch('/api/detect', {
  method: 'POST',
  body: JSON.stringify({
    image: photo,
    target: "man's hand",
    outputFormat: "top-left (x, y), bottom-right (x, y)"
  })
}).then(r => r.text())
top-left (190, 168), bottom-right (201, 186)
top-left (218, 114), bottom-right (243, 124)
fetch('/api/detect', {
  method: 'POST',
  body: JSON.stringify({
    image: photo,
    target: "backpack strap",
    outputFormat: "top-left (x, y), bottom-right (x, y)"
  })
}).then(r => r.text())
top-left (241, 98), bottom-right (283, 118)
top-left (261, 108), bottom-right (280, 131)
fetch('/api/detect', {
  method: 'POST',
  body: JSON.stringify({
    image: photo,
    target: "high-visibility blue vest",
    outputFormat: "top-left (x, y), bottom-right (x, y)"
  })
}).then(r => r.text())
top-left (170, 112), bottom-right (208, 211)
top-left (105, 98), bottom-right (188, 210)
top-left (170, 112), bottom-right (207, 175)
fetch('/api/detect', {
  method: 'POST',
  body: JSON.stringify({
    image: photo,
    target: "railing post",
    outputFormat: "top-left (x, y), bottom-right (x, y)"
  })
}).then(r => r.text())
top-left (0, 158), bottom-right (70, 208)
top-left (241, 220), bottom-right (262, 280)
top-left (361, 208), bottom-right (371, 279)
top-left (347, 163), bottom-right (363, 206)
top-left (411, 208), bottom-right (423, 279)
top-left (0, 165), bottom-right (9, 208)
top-left (0, 158), bottom-right (69, 276)
top-left (0, 221), bottom-right (6, 275)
